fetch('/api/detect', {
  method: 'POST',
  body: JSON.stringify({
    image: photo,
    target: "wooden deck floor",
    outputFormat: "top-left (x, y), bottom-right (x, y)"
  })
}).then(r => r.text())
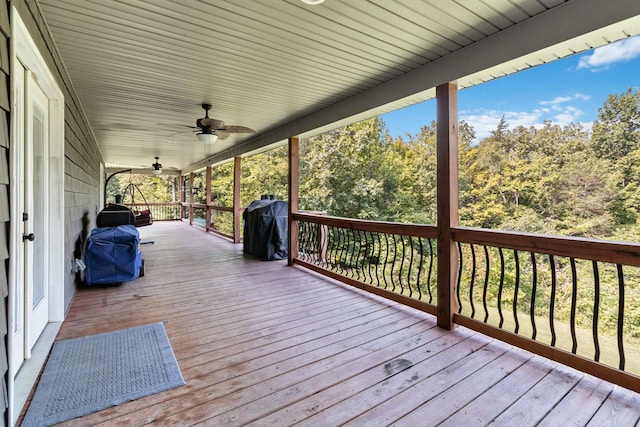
top-left (29, 222), bottom-right (640, 426)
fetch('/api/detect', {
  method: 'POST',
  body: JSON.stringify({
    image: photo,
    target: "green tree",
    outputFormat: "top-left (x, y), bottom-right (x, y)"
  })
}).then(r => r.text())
top-left (592, 88), bottom-right (640, 162)
top-left (240, 146), bottom-right (289, 206)
top-left (300, 117), bottom-right (394, 219)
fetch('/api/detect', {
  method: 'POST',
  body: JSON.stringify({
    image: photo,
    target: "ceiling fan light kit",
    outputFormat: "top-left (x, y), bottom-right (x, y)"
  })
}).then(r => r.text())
top-left (152, 156), bottom-right (162, 175)
top-left (197, 132), bottom-right (219, 144)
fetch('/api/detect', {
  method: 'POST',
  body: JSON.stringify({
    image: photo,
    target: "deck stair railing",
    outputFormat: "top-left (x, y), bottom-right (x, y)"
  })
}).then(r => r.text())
top-left (293, 212), bottom-right (640, 393)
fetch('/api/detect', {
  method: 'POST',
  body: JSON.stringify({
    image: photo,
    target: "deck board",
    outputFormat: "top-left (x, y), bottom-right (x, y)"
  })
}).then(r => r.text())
top-left (23, 222), bottom-right (640, 426)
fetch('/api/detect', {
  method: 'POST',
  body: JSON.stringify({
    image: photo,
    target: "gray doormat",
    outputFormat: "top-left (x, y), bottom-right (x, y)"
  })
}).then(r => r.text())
top-left (22, 322), bottom-right (184, 426)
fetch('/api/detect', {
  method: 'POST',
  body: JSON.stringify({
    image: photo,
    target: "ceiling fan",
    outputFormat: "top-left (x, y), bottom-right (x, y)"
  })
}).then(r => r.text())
top-left (185, 103), bottom-right (255, 143)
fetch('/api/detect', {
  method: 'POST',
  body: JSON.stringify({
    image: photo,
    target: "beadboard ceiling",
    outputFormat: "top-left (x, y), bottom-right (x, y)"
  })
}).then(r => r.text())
top-left (37, 0), bottom-right (640, 174)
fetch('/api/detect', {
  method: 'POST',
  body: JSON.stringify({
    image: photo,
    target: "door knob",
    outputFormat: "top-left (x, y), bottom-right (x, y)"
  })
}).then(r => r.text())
top-left (22, 233), bottom-right (35, 242)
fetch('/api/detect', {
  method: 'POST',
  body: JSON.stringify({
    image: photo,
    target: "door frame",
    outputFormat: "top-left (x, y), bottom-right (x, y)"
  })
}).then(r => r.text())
top-left (8, 8), bottom-right (65, 424)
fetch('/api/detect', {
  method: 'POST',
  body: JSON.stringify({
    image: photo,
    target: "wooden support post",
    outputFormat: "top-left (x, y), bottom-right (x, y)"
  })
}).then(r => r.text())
top-left (233, 156), bottom-right (242, 243)
top-left (178, 175), bottom-right (184, 219)
top-left (288, 137), bottom-right (299, 266)
top-left (205, 166), bottom-right (212, 232)
top-left (436, 82), bottom-right (459, 330)
top-left (189, 171), bottom-right (195, 226)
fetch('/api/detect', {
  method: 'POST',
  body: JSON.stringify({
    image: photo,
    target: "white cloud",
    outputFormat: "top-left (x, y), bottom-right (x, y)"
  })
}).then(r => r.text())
top-left (461, 110), bottom-right (542, 141)
top-left (462, 103), bottom-right (587, 142)
top-left (553, 105), bottom-right (584, 125)
top-left (539, 93), bottom-right (590, 106)
top-left (578, 36), bottom-right (640, 71)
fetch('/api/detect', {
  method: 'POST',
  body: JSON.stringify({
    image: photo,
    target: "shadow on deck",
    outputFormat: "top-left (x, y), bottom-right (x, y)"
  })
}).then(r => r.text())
top-left (34, 222), bottom-right (640, 426)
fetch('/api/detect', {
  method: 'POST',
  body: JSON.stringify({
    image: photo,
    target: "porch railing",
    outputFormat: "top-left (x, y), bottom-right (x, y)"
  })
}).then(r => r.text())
top-left (292, 212), bottom-right (640, 393)
top-left (181, 202), bottom-right (243, 241)
top-left (122, 202), bottom-right (181, 221)
top-left (295, 213), bottom-right (438, 315)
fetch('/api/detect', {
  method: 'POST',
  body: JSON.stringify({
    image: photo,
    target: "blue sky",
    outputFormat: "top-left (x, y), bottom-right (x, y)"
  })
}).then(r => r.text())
top-left (381, 35), bottom-right (640, 142)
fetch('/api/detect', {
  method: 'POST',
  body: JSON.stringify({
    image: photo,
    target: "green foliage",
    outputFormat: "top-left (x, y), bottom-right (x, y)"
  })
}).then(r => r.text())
top-left (106, 174), bottom-right (179, 205)
top-left (592, 88), bottom-right (640, 162)
top-left (300, 118), bottom-right (392, 219)
top-left (240, 147), bottom-right (288, 206)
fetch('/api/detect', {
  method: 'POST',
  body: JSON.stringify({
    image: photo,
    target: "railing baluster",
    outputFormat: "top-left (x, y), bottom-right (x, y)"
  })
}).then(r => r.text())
top-left (427, 238), bottom-right (434, 304)
top-left (497, 247), bottom-right (505, 328)
top-left (296, 222), bottom-right (304, 259)
top-left (338, 227), bottom-right (347, 275)
top-left (549, 254), bottom-right (557, 347)
top-left (469, 243), bottom-right (476, 319)
top-left (416, 237), bottom-right (424, 301)
top-left (364, 230), bottom-right (370, 283)
top-left (530, 252), bottom-right (537, 340)
top-left (348, 229), bottom-right (358, 279)
top-left (304, 222), bottom-right (312, 262)
top-left (390, 235), bottom-right (398, 292)
top-left (374, 232), bottom-right (382, 287)
top-left (617, 264), bottom-right (626, 370)
top-left (341, 227), bottom-right (349, 274)
top-left (457, 242), bottom-right (463, 314)
top-left (297, 222), bottom-right (305, 260)
top-left (513, 249), bottom-right (520, 334)
top-left (367, 231), bottom-right (375, 285)
top-left (592, 260), bottom-right (601, 362)
top-left (351, 230), bottom-right (360, 280)
top-left (333, 227), bottom-right (341, 271)
top-left (321, 224), bottom-right (329, 268)
top-left (382, 233), bottom-right (390, 290)
top-left (570, 257), bottom-right (578, 354)
top-left (398, 235), bottom-right (406, 295)
top-left (407, 236), bottom-right (415, 298)
top-left (483, 245), bottom-right (490, 323)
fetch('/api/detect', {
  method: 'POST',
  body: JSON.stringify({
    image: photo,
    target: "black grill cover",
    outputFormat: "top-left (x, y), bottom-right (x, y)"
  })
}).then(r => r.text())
top-left (97, 204), bottom-right (135, 228)
top-left (243, 200), bottom-right (288, 260)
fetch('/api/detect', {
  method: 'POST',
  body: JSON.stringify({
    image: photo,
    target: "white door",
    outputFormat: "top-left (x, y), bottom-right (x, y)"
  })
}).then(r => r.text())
top-left (11, 63), bottom-right (50, 367)
top-left (25, 71), bottom-right (50, 352)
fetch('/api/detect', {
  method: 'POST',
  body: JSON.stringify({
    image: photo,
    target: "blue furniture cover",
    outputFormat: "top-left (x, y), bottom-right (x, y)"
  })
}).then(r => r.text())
top-left (85, 224), bottom-right (142, 285)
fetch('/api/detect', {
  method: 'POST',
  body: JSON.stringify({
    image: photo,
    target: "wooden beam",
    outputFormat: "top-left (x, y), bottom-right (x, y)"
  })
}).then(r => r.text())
top-left (233, 156), bottom-right (242, 243)
top-left (189, 171), bottom-right (195, 226)
top-left (205, 166), bottom-right (212, 232)
top-left (436, 82), bottom-right (459, 330)
top-left (288, 137), bottom-right (299, 266)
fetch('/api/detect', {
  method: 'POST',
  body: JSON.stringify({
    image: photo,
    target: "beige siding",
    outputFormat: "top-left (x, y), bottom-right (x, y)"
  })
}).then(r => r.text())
top-left (13, 0), bottom-right (103, 313)
top-left (0, 0), bottom-right (9, 422)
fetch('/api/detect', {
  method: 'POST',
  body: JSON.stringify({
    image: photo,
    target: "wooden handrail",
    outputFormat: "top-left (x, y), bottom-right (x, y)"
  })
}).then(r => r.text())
top-left (453, 226), bottom-right (640, 267)
top-left (292, 212), bottom-right (437, 238)
top-left (179, 202), bottom-right (241, 213)
top-left (123, 202), bottom-right (181, 206)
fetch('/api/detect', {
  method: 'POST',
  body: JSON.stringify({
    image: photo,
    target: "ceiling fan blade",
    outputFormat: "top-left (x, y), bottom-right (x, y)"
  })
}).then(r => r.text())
top-left (199, 118), bottom-right (225, 128)
top-left (216, 131), bottom-right (230, 140)
top-left (221, 125), bottom-right (255, 134)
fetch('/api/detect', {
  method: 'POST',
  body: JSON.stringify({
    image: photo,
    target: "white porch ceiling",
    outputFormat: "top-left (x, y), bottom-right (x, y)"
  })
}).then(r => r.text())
top-left (37, 0), bottom-right (640, 174)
